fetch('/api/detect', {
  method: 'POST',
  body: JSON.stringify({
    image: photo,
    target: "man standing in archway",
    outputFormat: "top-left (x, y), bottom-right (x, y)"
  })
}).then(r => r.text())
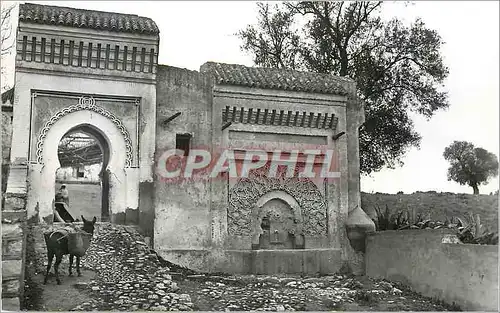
top-left (56, 185), bottom-right (70, 207)
top-left (54, 185), bottom-right (74, 222)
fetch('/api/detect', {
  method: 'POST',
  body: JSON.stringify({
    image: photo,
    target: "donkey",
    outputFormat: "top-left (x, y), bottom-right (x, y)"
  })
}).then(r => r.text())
top-left (43, 215), bottom-right (96, 285)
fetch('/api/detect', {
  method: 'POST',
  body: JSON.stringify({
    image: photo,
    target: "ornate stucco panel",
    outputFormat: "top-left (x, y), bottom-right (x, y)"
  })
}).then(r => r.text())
top-left (228, 164), bottom-right (328, 237)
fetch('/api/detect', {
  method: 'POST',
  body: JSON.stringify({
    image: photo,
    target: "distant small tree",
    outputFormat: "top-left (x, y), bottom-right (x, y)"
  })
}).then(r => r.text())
top-left (443, 141), bottom-right (499, 195)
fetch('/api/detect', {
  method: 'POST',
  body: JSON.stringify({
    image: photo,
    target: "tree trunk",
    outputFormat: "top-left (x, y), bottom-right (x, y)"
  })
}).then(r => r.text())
top-left (339, 47), bottom-right (349, 76)
top-left (471, 183), bottom-right (479, 195)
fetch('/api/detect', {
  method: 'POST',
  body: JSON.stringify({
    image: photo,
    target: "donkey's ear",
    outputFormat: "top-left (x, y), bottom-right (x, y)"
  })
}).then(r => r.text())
top-left (81, 215), bottom-right (87, 223)
top-left (92, 216), bottom-right (97, 224)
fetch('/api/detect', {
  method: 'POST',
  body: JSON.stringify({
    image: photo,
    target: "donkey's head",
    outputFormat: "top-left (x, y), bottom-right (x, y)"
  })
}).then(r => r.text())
top-left (81, 215), bottom-right (97, 236)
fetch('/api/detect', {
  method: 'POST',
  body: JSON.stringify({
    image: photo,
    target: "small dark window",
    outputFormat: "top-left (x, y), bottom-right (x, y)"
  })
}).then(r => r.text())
top-left (77, 167), bottom-right (85, 178)
top-left (176, 134), bottom-right (191, 156)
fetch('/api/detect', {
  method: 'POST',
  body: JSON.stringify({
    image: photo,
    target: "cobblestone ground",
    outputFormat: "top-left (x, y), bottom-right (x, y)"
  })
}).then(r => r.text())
top-left (24, 223), bottom-right (460, 311)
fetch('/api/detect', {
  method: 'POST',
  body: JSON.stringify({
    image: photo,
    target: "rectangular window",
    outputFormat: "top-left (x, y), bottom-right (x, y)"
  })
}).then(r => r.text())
top-left (77, 167), bottom-right (85, 178)
top-left (176, 134), bottom-right (191, 157)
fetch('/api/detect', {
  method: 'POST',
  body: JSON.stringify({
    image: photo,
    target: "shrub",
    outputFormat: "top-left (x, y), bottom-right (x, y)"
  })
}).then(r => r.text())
top-left (456, 213), bottom-right (499, 245)
top-left (371, 206), bottom-right (498, 245)
top-left (372, 205), bottom-right (409, 230)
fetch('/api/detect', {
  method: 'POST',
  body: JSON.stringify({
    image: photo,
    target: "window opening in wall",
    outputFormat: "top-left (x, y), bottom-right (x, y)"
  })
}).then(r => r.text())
top-left (176, 134), bottom-right (191, 157)
top-left (77, 167), bottom-right (85, 178)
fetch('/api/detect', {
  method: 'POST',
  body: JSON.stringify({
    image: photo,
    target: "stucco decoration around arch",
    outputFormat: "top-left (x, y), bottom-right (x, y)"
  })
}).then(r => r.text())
top-left (30, 104), bottom-right (137, 223)
top-left (35, 96), bottom-right (133, 167)
top-left (228, 164), bottom-right (328, 237)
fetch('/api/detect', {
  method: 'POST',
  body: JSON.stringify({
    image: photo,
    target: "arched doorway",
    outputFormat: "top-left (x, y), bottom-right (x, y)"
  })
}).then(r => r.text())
top-left (29, 105), bottom-right (139, 225)
top-left (54, 125), bottom-right (111, 222)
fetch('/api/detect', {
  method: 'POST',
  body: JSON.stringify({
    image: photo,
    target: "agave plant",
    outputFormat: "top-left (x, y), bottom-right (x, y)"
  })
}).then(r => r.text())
top-left (371, 205), bottom-right (498, 245)
top-left (372, 205), bottom-right (410, 231)
top-left (455, 213), bottom-right (498, 245)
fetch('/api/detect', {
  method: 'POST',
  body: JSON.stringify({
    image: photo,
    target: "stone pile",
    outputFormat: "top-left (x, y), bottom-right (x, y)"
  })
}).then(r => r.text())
top-left (71, 224), bottom-right (193, 311)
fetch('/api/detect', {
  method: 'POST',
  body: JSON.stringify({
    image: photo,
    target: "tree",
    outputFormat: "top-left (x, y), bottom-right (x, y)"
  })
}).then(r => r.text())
top-left (1, 3), bottom-right (15, 92)
top-left (443, 141), bottom-right (499, 195)
top-left (237, 2), bottom-right (449, 174)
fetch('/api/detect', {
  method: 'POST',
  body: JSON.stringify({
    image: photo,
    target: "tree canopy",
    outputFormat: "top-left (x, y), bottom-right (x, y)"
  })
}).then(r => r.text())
top-left (443, 141), bottom-right (499, 195)
top-left (237, 1), bottom-right (449, 174)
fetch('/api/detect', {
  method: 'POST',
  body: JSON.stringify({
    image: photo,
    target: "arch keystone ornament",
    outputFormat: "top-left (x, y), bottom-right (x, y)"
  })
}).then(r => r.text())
top-left (35, 96), bottom-right (134, 167)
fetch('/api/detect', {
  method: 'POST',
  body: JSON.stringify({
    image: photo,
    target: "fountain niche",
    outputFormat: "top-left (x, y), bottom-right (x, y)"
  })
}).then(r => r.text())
top-left (225, 165), bottom-right (342, 274)
top-left (251, 197), bottom-right (305, 250)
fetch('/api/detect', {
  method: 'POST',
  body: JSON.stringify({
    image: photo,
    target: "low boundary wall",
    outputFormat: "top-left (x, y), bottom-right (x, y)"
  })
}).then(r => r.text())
top-left (366, 229), bottom-right (499, 311)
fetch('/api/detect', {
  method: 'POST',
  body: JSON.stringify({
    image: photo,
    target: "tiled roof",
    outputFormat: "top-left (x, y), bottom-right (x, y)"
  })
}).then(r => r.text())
top-left (200, 62), bottom-right (350, 96)
top-left (19, 3), bottom-right (159, 35)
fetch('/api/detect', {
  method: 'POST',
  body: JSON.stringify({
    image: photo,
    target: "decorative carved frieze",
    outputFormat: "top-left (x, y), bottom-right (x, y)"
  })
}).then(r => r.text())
top-left (228, 164), bottom-right (328, 237)
top-left (16, 35), bottom-right (158, 74)
top-left (35, 96), bottom-right (134, 167)
top-left (222, 106), bottom-right (338, 130)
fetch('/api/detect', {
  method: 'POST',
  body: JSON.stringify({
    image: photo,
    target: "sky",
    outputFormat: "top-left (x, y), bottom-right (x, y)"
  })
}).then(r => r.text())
top-left (1, 1), bottom-right (499, 195)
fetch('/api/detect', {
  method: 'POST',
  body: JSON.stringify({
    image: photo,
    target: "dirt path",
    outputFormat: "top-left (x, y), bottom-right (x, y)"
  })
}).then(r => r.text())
top-left (24, 263), bottom-right (95, 311)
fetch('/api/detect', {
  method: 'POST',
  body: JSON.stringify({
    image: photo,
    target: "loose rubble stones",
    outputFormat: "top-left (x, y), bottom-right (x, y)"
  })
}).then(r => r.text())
top-left (71, 224), bottom-right (193, 311)
top-left (27, 223), bottom-right (459, 311)
top-left (177, 274), bottom-right (458, 311)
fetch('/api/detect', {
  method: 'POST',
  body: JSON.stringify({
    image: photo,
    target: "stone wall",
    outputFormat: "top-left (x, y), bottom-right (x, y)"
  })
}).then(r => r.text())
top-left (366, 229), bottom-right (499, 311)
top-left (2, 218), bottom-right (27, 310)
top-left (2, 110), bottom-right (12, 163)
top-left (2, 109), bottom-right (13, 195)
top-left (361, 192), bottom-right (499, 230)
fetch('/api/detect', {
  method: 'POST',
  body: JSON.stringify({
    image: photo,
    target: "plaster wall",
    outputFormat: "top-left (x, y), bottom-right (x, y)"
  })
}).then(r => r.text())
top-left (211, 85), bottom-right (351, 256)
top-left (153, 70), bottom-right (367, 274)
top-left (153, 65), bottom-right (213, 251)
top-left (366, 230), bottom-right (499, 311)
top-left (9, 68), bottom-right (155, 224)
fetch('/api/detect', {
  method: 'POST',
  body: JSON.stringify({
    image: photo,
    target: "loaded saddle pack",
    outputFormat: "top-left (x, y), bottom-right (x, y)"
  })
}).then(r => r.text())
top-left (45, 226), bottom-right (93, 256)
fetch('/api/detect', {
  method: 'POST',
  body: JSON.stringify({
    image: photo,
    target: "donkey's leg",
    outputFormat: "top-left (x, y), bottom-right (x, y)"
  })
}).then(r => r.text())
top-left (54, 253), bottom-right (63, 285)
top-left (76, 256), bottom-right (82, 277)
top-left (69, 254), bottom-right (74, 276)
top-left (43, 251), bottom-right (54, 285)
